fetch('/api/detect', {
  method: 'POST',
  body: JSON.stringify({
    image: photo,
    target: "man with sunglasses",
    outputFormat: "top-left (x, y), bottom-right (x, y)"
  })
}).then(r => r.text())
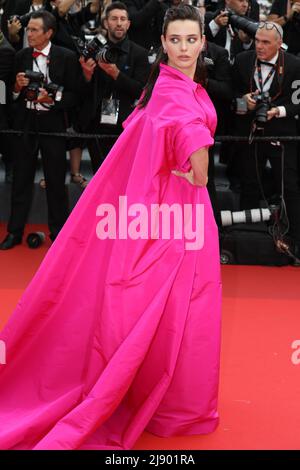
top-left (232, 21), bottom-right (300, 263)
top-left (268, 0), bottom-right (300, 57)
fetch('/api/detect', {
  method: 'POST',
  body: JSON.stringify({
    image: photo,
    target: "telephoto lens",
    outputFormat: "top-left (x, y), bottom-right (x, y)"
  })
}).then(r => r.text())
top-left (26, 232), bottom-right (45, 249)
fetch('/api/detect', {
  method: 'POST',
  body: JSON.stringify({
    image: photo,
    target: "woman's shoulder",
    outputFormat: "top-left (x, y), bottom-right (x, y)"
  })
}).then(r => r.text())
top-left (147, 78), bottom-right (206, 125)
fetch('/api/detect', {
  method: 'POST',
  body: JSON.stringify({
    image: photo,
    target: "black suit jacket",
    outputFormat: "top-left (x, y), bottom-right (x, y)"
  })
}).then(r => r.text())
top-left (12, 43), bottom-right (79, 130)
top-left (204, 41), bottom-right (233, 135)
top-left (270, 0), bottom-right (300, 56)
top-left (232, 50), bottom-right (300, 137)
top-left (0, 33), bottom-right (15, 129)
top-left (121, 0), bottom-right (168, 50)
top-left (79, 36), bottom-right (150, 130)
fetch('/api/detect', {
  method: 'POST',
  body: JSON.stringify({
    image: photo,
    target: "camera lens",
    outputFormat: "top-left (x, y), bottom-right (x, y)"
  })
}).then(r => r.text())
top-left (26, 232), bottom-right (45, 248)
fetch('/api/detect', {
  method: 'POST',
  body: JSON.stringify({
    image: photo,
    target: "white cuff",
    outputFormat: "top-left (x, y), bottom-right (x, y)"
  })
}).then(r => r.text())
top-left (276, 106), bottom-right (286, 118)
top-left (209, 20), bottom-right (220, 37)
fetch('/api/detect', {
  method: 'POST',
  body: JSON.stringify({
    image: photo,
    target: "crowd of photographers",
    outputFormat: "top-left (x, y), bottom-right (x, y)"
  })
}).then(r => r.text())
top-left (0, 0), bottom-right (300, 262)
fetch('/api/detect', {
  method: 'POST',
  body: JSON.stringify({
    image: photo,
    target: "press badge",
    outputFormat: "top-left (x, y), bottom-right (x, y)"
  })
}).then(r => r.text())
top-left (100, 97), bottom-right (120, 125)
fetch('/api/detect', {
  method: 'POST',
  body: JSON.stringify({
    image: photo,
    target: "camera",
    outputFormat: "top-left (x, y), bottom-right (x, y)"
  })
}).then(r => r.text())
top-left (74, 34), bottom-right (123, 64)
top-left (218, 10), bottom-right (259, 39)
top-left (26, 232), bottom-right (45, 249)
top-left (220, 205), bottom-right (280, 227)
top-left (252, 91), bottom-right (272, 123)
top-left (45, 82), bottom-right (63, 102)
top-left (24, 70), bottom-right (44, 102)
top-left (24, 70), bottom-right (63, 103)
top-left (9, 12), bottom-right (32, 28)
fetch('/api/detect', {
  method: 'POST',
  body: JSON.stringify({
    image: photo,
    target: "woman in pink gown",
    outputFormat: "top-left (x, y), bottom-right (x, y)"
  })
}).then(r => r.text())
top-left (0, 5), bottom-right (222, 450)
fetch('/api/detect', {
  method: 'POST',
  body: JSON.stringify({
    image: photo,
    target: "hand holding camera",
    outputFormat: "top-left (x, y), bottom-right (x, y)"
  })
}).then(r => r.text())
top-left (79, 57), bottom-right (97, 82)
top-left (97, 62), bottom-right (120, 80)
top-left (214, 10), bottom-right (229, 27)
top-left (266, 107), bottom-right (280, 121)
top-left (288, 1), bottom-right (300, 21)
top-left (7, 16), bottom-right (22, 35)
top-left (35, 87), bottom-right (54, 105)
top-left (14, 72), bottom-right (30, 93)
top-left (243, 90), bottom-right (259, 111)
top-left (238, 29), bottom-right (252, 44)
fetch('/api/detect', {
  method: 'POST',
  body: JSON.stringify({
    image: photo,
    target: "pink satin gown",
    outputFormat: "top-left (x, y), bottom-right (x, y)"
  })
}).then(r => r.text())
top-left (0, 63), bottom-right (222, 450)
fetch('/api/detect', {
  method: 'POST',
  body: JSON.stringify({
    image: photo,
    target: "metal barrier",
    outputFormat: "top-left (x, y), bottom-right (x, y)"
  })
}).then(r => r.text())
top-left (0, 129), bottom-right (300, 142)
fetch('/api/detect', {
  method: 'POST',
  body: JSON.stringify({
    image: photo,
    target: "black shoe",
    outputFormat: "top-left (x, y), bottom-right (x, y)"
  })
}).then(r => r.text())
top-left (0, 233), bottom-right (22, 250)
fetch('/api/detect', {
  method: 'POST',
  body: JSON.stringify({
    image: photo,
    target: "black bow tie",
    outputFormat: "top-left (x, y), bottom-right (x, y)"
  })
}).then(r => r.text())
top-left (257, 60), bottom-right (274, 67)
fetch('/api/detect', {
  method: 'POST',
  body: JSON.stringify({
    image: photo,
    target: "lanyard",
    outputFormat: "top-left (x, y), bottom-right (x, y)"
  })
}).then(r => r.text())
top-left (256, 62), bottom-right (276, 93)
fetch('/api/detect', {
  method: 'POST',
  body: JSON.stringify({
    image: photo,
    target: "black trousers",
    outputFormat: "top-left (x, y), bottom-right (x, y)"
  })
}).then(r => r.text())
top-left (240, 142), bottom-right (300, 246)
top-left (207, 146), bottom-right (221, 228)
top-left (85, 118), bottom-right (122, 174)
top-left (8, 110), bottom-right (69, 239)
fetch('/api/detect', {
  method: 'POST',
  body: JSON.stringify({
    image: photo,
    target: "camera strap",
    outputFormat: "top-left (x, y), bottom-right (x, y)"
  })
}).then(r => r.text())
top-left (33, 57), bottom-right (49, 84)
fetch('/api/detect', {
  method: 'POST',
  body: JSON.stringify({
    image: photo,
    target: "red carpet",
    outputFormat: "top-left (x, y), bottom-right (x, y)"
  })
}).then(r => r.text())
top-left (1, 223), bottom-right (300, 450)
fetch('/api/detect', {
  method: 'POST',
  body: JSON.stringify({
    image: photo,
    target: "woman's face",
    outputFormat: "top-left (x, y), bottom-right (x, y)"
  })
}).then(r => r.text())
top-left (161, 20), bottom-right (204, 78)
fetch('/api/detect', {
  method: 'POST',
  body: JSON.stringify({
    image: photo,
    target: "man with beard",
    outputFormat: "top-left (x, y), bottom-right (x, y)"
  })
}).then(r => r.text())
top-left (78, 1), bottom-right (150, 170)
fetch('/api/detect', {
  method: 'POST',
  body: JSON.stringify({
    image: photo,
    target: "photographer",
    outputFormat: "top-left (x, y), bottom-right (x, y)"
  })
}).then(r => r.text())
top-left (0, 10), bottom-right (79, 250)
top-left (232, 21), bottom-right (300, 262)
top-left (205, 0), bottom-right (258, 62)
top-left (0, 25), bottom-right (15, 182)
top-left (268, 0), bottom-right (300, 56)
top-left (78, 2), bottom-right (150, 171)
top-left (7, 0), bottom-right (44, 50)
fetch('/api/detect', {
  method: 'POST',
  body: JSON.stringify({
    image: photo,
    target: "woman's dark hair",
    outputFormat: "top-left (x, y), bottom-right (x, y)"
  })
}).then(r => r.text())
top-left (30, 10), bottom-right (57, 36)
top-left (138, 5), bottom-right (206, 109)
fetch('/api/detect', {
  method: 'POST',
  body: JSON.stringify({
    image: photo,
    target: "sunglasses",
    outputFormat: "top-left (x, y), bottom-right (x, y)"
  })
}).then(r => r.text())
top-left (257, 22), bottom-right (283, 38)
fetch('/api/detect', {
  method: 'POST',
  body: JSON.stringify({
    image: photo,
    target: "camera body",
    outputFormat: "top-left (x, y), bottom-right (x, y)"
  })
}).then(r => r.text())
top-left (24, 70), bottom-right (63, 103)
top-left (218, 10), bottom-right (259, 39)
top-left (24, 70), bottom-right (44, 102)
top-left (252, 91), bottom-right (272, 123)
top-left (75, 34), bottom-right (122, 64)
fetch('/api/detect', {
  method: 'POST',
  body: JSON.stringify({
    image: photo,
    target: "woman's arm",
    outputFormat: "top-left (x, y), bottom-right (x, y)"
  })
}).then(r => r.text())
top-left (172, 147), bottom-right (209, 187)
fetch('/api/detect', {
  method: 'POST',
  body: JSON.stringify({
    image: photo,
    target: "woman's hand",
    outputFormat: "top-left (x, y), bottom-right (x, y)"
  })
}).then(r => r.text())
top-left (171, 168), bottom-right (208, 187)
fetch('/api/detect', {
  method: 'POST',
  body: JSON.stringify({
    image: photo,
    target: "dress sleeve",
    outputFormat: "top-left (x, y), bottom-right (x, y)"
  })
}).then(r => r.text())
top-left (172, 118), bottom-right (214, 171)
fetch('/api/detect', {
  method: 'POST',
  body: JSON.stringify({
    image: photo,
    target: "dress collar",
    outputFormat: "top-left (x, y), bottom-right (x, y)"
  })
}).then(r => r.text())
top-left (159, 63), bottom-right (198, 91)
